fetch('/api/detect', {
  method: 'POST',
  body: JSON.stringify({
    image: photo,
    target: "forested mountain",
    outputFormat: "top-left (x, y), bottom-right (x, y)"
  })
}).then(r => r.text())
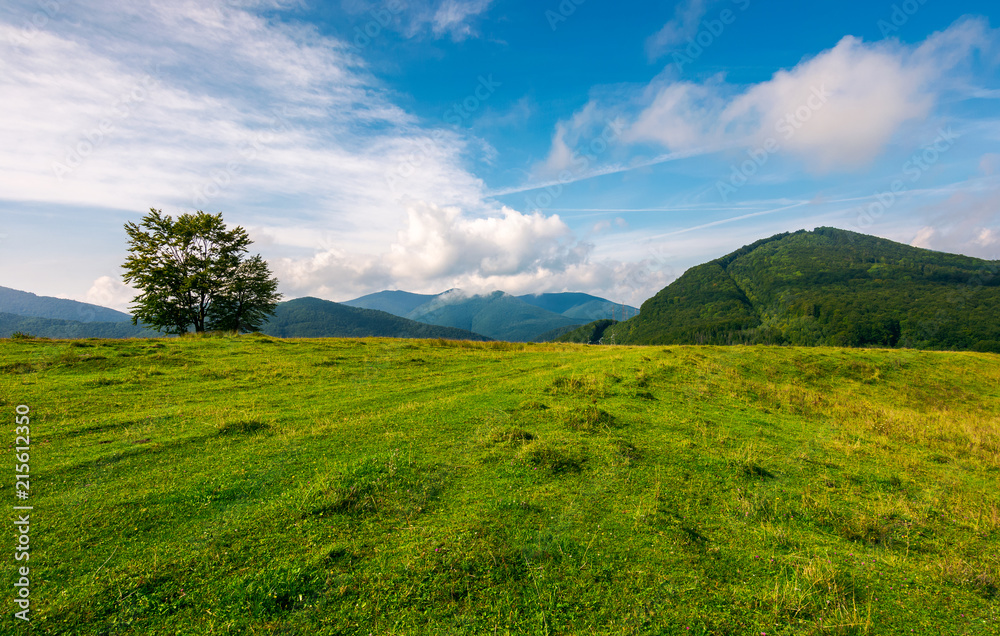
top-left (341, 290), bottom-right (439, 316)
top-left (602, 227), bottom-right (1000, 350)
top-left (0, 312), bottom-right (156, 338)
top-left (550, 319), bottom-right (619, 344)
top-left (0, 286), bottom-right (132, 322)
top-left (516, 292), bottom-right (638, 321)
top-left (260, 297), bottom-right (491, 340)
top-left (343, 289), bottom-right (637, 341)
top-left (404, 291), bottom-right (581, 341)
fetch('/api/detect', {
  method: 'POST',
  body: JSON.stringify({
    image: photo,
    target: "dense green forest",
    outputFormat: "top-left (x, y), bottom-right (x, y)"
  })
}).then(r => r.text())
top-left (597, 227), bottom-right (1000, 350)
top-left (550, 318), bottom-right (619, 344)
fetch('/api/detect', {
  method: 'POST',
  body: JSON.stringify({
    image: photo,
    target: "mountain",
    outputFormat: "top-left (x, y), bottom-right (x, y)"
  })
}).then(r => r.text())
top-left (260, 297), bottom-right (491, 340)
top-left (516, 292), bottom-right (639, 321)
top-left (343, 289), bottom-right (637, 342)
top-left (0, 312), bottom-right (156, 339)
top-left (601, 227), bottom-right (1000, 350)
top-left (550, 319), bottom-right (619, 344)
top-left (0, 286), bottom-right (132, 322)
top-left (402, 290), bottom-right (581, 342)
top-left (341, 290), bottom-right (439, 316)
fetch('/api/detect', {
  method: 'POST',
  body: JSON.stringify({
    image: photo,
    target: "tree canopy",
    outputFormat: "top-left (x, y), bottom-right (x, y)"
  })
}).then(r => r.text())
top-left (122, 209), bottom-right (280, 334)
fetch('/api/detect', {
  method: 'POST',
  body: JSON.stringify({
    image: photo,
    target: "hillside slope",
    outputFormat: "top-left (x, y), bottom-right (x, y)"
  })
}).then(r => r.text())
top-left (607, 227), bottom-right (1000, 349)
top-left (0, 285), bottom-right (132, 322)
top-left (0, 311), bottom-right (156, 338)
top-left (261, 297), bottom-right (490, 340)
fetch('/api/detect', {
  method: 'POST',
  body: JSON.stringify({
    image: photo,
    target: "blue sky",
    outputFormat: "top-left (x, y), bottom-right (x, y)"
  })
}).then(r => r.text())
top-left (1, 0), bottom-right (998, 310)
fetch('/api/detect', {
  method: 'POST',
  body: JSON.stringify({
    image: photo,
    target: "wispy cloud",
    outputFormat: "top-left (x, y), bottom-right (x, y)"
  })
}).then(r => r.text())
top-left (537, 17), bottom-right (997, 188)
top-left (645, 0), bottom-right (716, 61)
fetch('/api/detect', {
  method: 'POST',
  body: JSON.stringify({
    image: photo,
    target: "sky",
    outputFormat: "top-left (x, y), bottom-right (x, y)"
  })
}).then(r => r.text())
top-left (1, 0), bottom-right (998, 311)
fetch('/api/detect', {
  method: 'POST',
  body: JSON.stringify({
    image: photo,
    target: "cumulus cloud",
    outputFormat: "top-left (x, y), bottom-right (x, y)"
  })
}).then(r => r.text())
top-left (388, 203), bottom-right (579, 279)
top-left (85, 276), bottom-right (137, 312)
top-left (720, 35), bottom-right (934, 172)
top-left (265, 201), bottom-right (667, 305)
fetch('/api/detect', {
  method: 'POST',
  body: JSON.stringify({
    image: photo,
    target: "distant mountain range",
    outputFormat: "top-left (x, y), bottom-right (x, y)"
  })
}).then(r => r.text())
top-left (343, 290), bottom-right (638, 341)
top-left (260, 297), bottom-right (490, 340)
top-left (0, 284), bottom-right (638, 342)
top-left (0, 286), bottom-right (157, 338)
top-left (574, 227), bottom-right (1000, 351)
top-left (0, 286), bottom-right (133, 323)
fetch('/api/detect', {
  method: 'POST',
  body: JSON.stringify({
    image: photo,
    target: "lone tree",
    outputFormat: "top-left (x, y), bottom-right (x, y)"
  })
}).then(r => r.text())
top-left (122, 209), bottom-right (281, 334)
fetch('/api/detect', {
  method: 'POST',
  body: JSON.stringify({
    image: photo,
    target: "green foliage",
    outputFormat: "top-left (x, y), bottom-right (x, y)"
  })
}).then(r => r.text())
top-left (609, 227), bottom-right (1000, 349)
top-left (122, 209), bottom-right (280, 334)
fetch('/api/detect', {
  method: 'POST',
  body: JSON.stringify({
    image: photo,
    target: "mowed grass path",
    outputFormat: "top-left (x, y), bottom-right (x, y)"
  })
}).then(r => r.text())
top-left (1, 335), bottom-right (998, 635)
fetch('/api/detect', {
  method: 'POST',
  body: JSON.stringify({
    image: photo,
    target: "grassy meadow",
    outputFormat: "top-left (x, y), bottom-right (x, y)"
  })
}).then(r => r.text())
top-left (1, 335), bottom-right (998, 634)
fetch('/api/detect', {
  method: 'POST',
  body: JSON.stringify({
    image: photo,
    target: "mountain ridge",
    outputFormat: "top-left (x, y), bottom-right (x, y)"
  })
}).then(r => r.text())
top-left (596, 227), bottom-right (1000, 350)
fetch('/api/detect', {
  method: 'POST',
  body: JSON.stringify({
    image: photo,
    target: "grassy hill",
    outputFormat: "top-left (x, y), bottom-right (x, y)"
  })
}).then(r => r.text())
top-left (1, 335), bottom-right (997, 634)
top-left (606, 227), bottom-right (1000, 350)
top-left (261, 297), bottom-right (490, 340)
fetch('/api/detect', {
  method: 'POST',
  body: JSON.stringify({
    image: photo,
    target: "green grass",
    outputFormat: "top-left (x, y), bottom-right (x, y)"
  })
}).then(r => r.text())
top-left (1, 335), bottom-right (998, 635)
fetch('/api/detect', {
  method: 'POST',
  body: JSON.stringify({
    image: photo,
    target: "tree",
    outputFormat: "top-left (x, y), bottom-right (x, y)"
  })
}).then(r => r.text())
top-left (122, 209), bottom-right (281, 334)
top-left (206, 254), bottom-right (280, 333)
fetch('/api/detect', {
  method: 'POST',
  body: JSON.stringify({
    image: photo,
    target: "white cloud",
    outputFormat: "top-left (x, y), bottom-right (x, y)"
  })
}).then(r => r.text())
top-left (387, 203), bottom-right (578, 279)
top-left (910, 226), bottom-right (936, 249)
top-left (645, 0), bottom-right (714, 60)
top-left (907, 190), bottom-right (1000, 259)
top-left (346, 0), bottom-right (493, 42)
top-left (550, 18), bottom-right (996, 179)
top-left (0, 0), bottom-right (495, 247)
top-left (721, 35), bottom-right (933, 172)
top-left (430, 0), bottom-right (493, 41)
top-left (85, 276), bottom-right (137, 312)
